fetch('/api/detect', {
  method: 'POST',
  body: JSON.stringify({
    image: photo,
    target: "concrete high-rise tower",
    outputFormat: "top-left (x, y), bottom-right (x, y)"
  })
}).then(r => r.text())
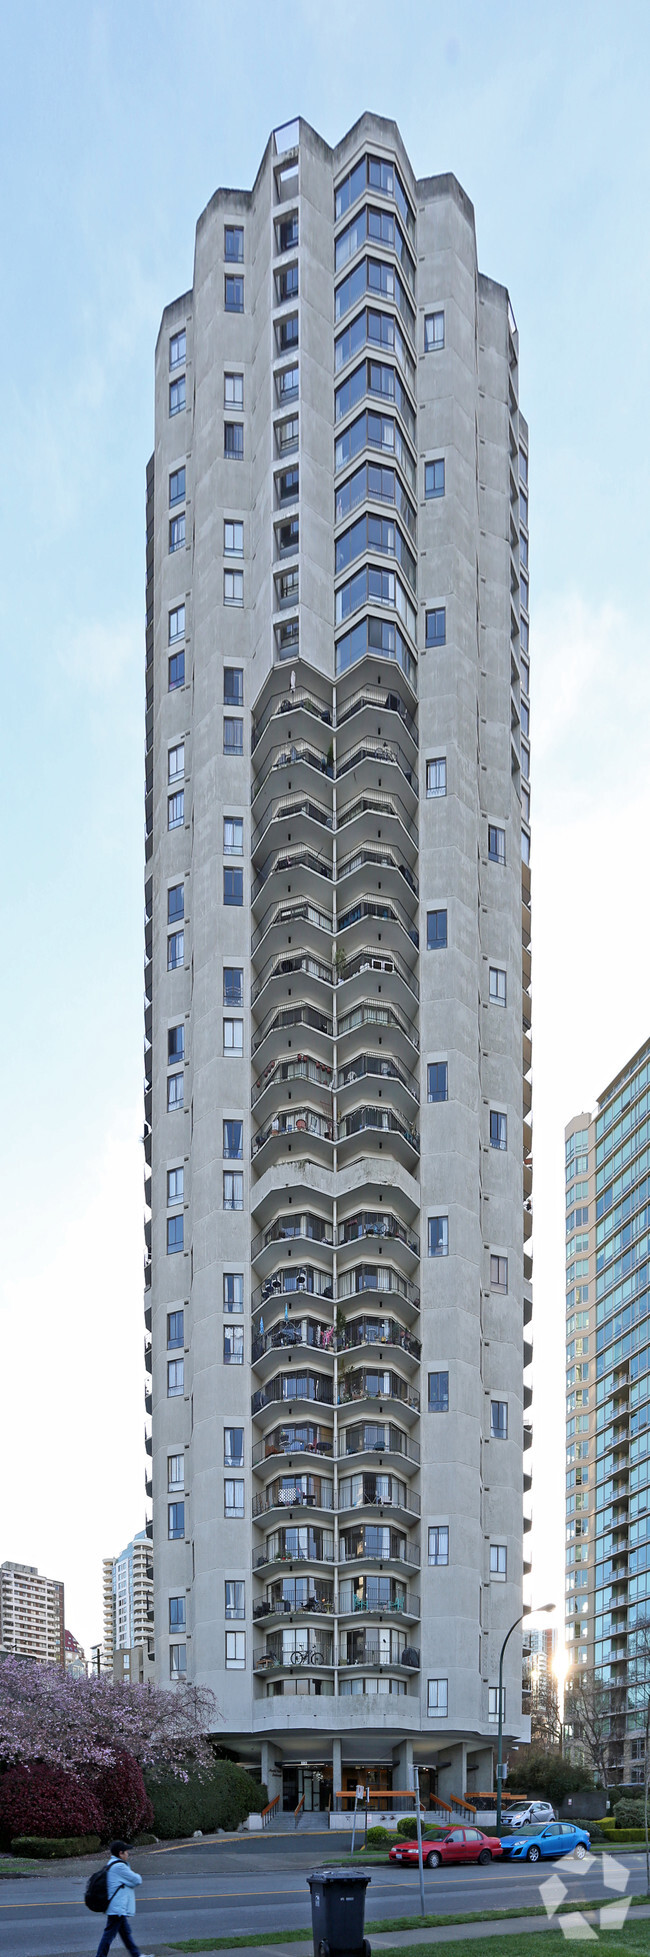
top-left (144, 114), bottom-right (532, 1811)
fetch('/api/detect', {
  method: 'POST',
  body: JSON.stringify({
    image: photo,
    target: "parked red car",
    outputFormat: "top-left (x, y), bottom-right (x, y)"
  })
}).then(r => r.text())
top-left (390, 1825), bottom-right (503, 1868)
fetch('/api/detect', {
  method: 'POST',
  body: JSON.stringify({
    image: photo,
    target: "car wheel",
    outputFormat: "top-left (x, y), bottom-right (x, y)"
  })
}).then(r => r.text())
top-left (478, 1849), bottom-right (492, 1865)
top-left (574, 1844), bottom-right (587, 1860)
top-left (526, 1845), bottom-right (541, 1862)
top-left (426, 1851), bottom-right (441, 1868)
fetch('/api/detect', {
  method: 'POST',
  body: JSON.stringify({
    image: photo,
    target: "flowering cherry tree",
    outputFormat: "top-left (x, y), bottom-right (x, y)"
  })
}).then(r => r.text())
top-left (0, 1659), bottom-right (217, 1779)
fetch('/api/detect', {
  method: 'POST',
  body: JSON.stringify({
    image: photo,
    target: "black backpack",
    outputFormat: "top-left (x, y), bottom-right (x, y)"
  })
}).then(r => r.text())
top-left (85, 1865), bottom-right (110, 1914)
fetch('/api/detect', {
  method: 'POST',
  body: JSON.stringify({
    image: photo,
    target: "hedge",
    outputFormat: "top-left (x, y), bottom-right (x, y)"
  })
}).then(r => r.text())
top-left (11, 1835), bottom-right (101, 1858)
top-left (366, 1826), bottom-right (389, 1845)
top-left (90, 1751), bottom-right (154, 1842)
top-left (0, 1765), bottom-right (103, 1850)
top-left (144, 1761), bottom-right (267, 1838)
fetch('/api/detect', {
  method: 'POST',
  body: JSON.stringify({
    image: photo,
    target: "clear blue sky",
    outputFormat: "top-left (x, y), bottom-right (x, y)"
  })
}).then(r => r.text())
top-left (2, 0), bottom-right (650, 1655)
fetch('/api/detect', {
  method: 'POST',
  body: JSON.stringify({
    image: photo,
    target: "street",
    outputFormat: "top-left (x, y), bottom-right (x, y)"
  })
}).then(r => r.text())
top-left (0, 1835), bottom-right (642, 1957)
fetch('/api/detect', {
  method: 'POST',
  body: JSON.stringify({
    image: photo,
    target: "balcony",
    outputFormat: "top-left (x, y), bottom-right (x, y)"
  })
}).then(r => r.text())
top-left (252, 1580), bottom-right (334, 1622)
top-left (251, 1212), bottom-right (334, 1273)
top-left (337, 736), bottom-right (418, 803)
top-left (337, 1104), bottom-right (420, 1170)
top-left (339, 1636), bottom-right (420, 1670)
top-left (254, 1634), bottom-right (334, 1672)
top-left (339, 1422), bottom-right (420, 1472)
top-left (253, 1266), bottom-right (334, 1313)
top-left (337, 681), bottom-right (418, 751)
top-left (337, 1265), bottom-right (420, 1315)
top-left (251, 949), bottom-right (333, 1015)
top-left (337, 1050), bottom-right (419, 1108)
top-left (337, 945), bottom-right (419, 1007)
top-left (337, 1209), bottom-right (419, 1268)
top-left (252, 1001), bottom-right (333, 1065)
top-left (339, 1525), bottom-right (420, 1571)
top-left (337, 894), bottom-right (418, 962)
top-left (337, 787), bottom-right (418, 859)
top-left (338, 841), bottom-right (418, 902)
top-left (252, 1320), bottom-right (336, 1369)
top-left (253, 1526), bottom-right (335, 1574)
top-left (251, 1373), bottom-right (335, 1425)
top-left (252, 1476), bottom-right (334, 1519)
top-left (337, 1318), bottom-right (421, 1368)
top-left (251, 791), bottom-right (333, 859)
top-left (338, 1367), bottom-right (419, 1420)
top-left (251, 681), bottom-right (332, 759)
top-left (251, 896), bottom-right (333, 962)
top-left (252, 1054), bottom-right (333, 1119)
top-left (251, 844), bottom-right (333, 910)
top-left (252, 740), bottom-right (333, 809)
top-left (338, 1578), bottom-right (419, 1621)
top-left (252, 1427), bottom-right (334, 1472)
top-left (337, 999), bottom-right (419, 1071)
top-left (338, 1472), bottom-right (420, 1522)
top-left (252, 1106), bottom-right (334, 1170)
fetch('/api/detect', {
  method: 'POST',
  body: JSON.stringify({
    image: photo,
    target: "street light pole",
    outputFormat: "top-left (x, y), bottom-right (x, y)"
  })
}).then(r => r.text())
top-left (496, 1603), bottom-right (555, 1833)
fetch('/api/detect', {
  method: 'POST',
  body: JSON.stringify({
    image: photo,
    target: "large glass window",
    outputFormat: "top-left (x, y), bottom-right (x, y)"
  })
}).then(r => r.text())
top-left (224, 1427), bottom-right (244, 1466)
top-left (167, 1360), bottom-right (184, 1398)
top-left (225, 1479), bottom-right (245, 1518)
top-left (428, 1526), bottom-right (449, 1566)
top-left (424, 311), bottom-right (444, 352)
top-left (224, 520), bottom-right (244, 556)
top-left (224, 718), bottom-right (244, 755)
top-left (426, 909), bottom-right (447, 950)
top-left (224, 226), bottom-right (244, 261)
top-left (169, 376), bottom-right (186, 415)
top-left (168, 1501), bottom-right (185, 1539)
top-left (225, 1581), bottom-right (245, 1619)
top-left (224, 1273), bottom-right (244, 1313)
top-left (490, 1401), bottom-right (508, 1441)
top-left (170, 331), bottom-right (186, 368)
top-left (224, 1326), bottom-right (244, 1365)
top-left (223, 968), bottom-right (243, 1006)
top-left (426, 758), bottom-right (446, 798)
top-left (428, 1371), bottom-right (449, 1412)
top-left (223, 1171), bottom-right (244, 1211)
top-left (425, 607), bottom-right (446, 648)
top-left (489, 967), bottom-right (507, 1007)
top-left (425, 459), bottom-right (445, 499)
top-left (428, 1217), bottom-right (449, 1258)
top-left (167, 1309), bottom-right (184, 1348)
top-left (427, 1063), bottom-right (448, 1103)
top-left (427, 1677), bottom-right (448, 1716)
top-left (226, 1630), bottom-right (246, 1668)
top-left (167, 1213), bottom-right (183, 1252)
top-left (224, 422), bottom-right (244, 460)
top-left (225, 275), bottom-right (244, 311)
top-left (224, 867), bottom-right (244, 905)
top-left (169, 467), bottom-right (185, 506)
top-left (224, 667), bottom-right (244, 705)
top-left (223, 1120), bottom-right (243, 1160)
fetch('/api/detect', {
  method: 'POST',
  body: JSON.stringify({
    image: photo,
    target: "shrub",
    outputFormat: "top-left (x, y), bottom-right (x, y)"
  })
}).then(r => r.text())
top-left (506, 1749), bottom-right (592, 1804)
top-left (614, 1799), bottom-right (646, 1829)
top-left (397, 1816), bottom-right (419, 1837)
top-left (0, 1765), bottom-right (103, 1850)
top-left (366, 1826), bottom-right (389, 1845)
top-left (89, 1750), bottom-right (154, 1842)
top-left (144, 1761), bottom-right (267, 1839)
top-left (11, 1834), bottom-right (101, 1858)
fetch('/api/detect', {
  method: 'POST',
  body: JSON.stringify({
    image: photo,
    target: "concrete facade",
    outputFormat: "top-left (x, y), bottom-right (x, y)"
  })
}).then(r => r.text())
top-left (564, 1036), bottom-right (650, 1784)
top-left (145, 114), bottom-right (532, 1807)
top-left (0, 1560), bottom-right (65, 1667)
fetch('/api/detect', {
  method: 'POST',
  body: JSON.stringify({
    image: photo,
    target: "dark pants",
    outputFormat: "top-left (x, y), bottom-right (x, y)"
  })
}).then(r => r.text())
top-left (96, 1917), bottom-right (140, 1957)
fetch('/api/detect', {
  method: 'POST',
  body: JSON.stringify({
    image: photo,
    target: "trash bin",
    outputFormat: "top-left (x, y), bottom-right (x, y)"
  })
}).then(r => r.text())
top-left (307, 1868), bottom-right (371, 1957)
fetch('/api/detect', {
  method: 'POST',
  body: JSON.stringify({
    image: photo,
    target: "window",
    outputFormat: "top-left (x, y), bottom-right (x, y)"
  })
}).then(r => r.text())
top-left (491, 1400), bottom-right (508, 1441)
top-left (427, 909), bottom-right (447, 950)
top-left (278, 365), bottom-right (299, 403)
top-left (169, 376), bottom-right (186, 416)
top-left (169, 1643), bottom-right (186, 1676)
top-left (488, 825), bottom-right (506, 865)
top-left (428, 1217), bottom-right (449, 1258)
top-left (425, 459), bottom-right (445, 499)
top-left (225, 1478), bottom-right (245, 1518)
top-left (224, 867), bottom-right (244, 906)
top-left (278, 263), bottom-right (299, 302)
top-left (168, 745), bottom-right (185, 787)
top-left (489, 967), bottom-right (507, 1007)
top-left (224, 520), bottom-right (244, 557)
top-left (169, 1594), bottom-right (185, 1627)
top-left (428, 1525), bottom-right (449, 1566)
top-left (425, 607), bottom-right (446, 648)
top-left (226, 1630), bottom-right (246, 1668)
top-left (223, 1119), bottom-right (243, 1160)
top-left (168, 1023), bottom-right (184, 1065)
top-left (169, 513), bottom-right (185, 552)
top-left (224, 666), bottom-right (244, 705)
top-left (279, 315), bottom-right (299, 351)
top-left (225, 225), bottom-right (244, 261)
top-left (225, 274), bottom-right (244, 311)
top-left (425, 310), bottom-right (445, 351)
top-left (168, 791), bottom-right (184, 829)
top-left (224, 1273), bottom-right (244, 1312)
top-left (169, 651), bottom-right (185, 691)
top-left (224, 570), bottom-right (244, 607)
top-left (170, 330), bottom-right (186, 368)
top-left (489, 1685), bottom-right (505, 1721)
top-left (225, 1580), bottom-right (245, 1619)
top-left (427, 1677), bottom-right (448, 1716)
top-left (490, 1111), bottom-right (507, 1151)
top-left (278, 466), bottom-right (299, 501)
top-left (224, 718), bottom-right (244, 756)
top-left (223, 968), bottom-right (243, 1007)
top-left (168, 884), bottom-right (184, 924)
top-left (521, 828), bottom-right (531, 866)
top-left (224, 372), bottom-right (244, 407)
top-left (428, 1371), bottom-right (449, 1412)
top-left (167, 1309), bottom-right (184, 1348)
top-left (167, 1360), bottom-right (184, 1399)
top-left (426, 757), bottom-right (446, 798)
top-left (490, 1544), bottom-right (507, 1580)
top-left (224, 1326), bottom-right (244, 1364)
top-left (277, 515), bottom-right (299, 555)
top-left (168, 932), bottom-right (184, 970)
top-left (224, 818), bottom-right (244, 856)
top-left (169, 605), bottom-right (185, 642)
top-left (490, 1255), bottom-right (508, 1293)
top-left (170, 467), bottom-right (185, 506)
top-left (224, 422), bottom-right (244, 461)
top-left (168, 1455), bottom-right (184, 1490)
top-left (427, 1062), bottom-right (448, 1103)
top-left (224, 1427), bottom-right (244, 1466)
top-left (167, 1213), bottom-right (183, 1253)
top-left (224, 1171), bottom-right (244, 1211)
top-left (224, 1018), bottom-right (243, 1055)
top-left (168, 1500), bottom-right (185, 1538)
top-left (167, 1075), bottom-right (184, 1113)
top-left (278, 212), bottom-right (299, 252)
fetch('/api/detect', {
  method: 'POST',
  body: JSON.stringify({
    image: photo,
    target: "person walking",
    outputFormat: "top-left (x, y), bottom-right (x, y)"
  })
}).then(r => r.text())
top-left (94, 1842), bottom-right (154, 1957)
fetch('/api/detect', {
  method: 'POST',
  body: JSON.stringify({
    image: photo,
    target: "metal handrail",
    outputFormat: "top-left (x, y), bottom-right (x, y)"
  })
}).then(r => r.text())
top-left (252, 741), bottom-right (333, 806)
top-left (336, 1053), bottom-right (419, 1101)
top-left (338, 1372), bottom-right (420, 1412)
top-left (252, 1002), bottom-right (333, 1056)
top-left (336, 1323), bottom-right (421, 1361)
top-left (253, 1055), bottom-right (333, 1107)
top-left (253, 1542), bottom-right (335, 1571)
top-left (251, 951), bottom-right (332, 1009)
top-left (337, 1269), bottom-right (420, 1309)
top-left (252, 1108), bottom-right (334, 1157)
top-left (252, 1325), bottom-right (336, 1363)
top-left (339, 1533), bottom-right (420, 1568)
top-left (338, 843), bottom-right (418, 896)
top-left (337, 1106), bottom-right (420, 1152)
top-left (251, 845), bottom-right (332, 903)
top-left (339, 1427), bottom-right (420, 1465)
top-left (252, 691), bottom-right (332, 753)
top-left (252, 1481), bottom-right (334, 1518)
top-left (261, 1795), bottom-right (281, 1828)
top-left (337, 787), bottom-right (418, 847)
top-left (252, 1270), bottom-right (334, 1310)
top-left (252, 1432), bottom-right (334, 1466)
top-left (252, 1375), bottom-right (335, 1415)
top-left (337, 737), bottom-right (418, 795)
top-left (337, 894), bottom-right (418, 950)
top-left (337, 998), bottom-right (419, 1051)
top-left (338, 1648), bottom-right (421, 1669)
top-left (337, 1213), bottom-right (419, 1256)
top-left (251, 897), bottom-right (333, 957)
top-left (251, 1216), bottom-right (334, 1259)
top-left (337, 946), bottom-right (419, 1002)
top-left (337, 683), bottom-right (418, 745)
top-left (338, 1482), bottom-right (421, 1518)
top-left (251, 792), bottom-right (333, 854)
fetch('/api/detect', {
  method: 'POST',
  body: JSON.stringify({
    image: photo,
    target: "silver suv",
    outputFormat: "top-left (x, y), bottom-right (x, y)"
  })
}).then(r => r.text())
top-left (502, 1800), bottom-right (556, 1831)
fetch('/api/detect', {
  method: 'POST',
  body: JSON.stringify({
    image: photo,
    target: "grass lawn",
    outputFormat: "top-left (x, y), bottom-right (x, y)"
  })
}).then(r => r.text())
top-left (377, 1935), bottom-right (650, 1957)
top-left (168, 1896), bottom-right (650, 1953)
top-left (0, 1856), bottom-right (44, 1876)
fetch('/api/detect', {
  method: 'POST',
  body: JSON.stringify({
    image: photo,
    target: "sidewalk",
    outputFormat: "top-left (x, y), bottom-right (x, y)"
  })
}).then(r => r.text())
top-left (154, 1898), bottom-right (650, 1957)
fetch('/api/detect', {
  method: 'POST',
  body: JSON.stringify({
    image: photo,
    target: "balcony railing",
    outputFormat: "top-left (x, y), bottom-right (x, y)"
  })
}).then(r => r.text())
top-left (252, 1108), bottom-right (334, 1158)
top-left (337, 738), bottom-right (418, 796)
top-left (251, 951), bottom-right (332, 1010)
top-left (253, 1583), bottom-right (334, 1618)
top-left (337, 1106), bottom-right (420, 1154)
top-left (337, 789), bottom-right (418, 849)
top-left (338, 1476), bottom-right (420, 1518)
top-left (338, 1582), bottom-right (419, 1617)
top-left (339, 1424), bottom-right (420, 1466)
top-left (252, 690), bottom-right (332, 753)
top-left (252, 1375), bottom-right (335, 1416)
top-left (252, 741), bottom-right (333, 806)
top-left (251, 793), bottom-right (333, 855)
top-left (337, 999), bottom-right (419, 1052)
top-left (252, 1479), bottom-right (334, 1518)
top-left (337, 683), bottom-right (418, 746)
top-left (337, 1267), bottom-right (420, 1309)
top-left (338, 1370), bottom-right (420, 1413)
top-left (337, 1321), bottom-right (421, 1361)
top-left (254, 1638), bottom-right (334, 1670)
top-left (252, 1002), bottom-right (333, 1056)
top-left (254, 1535), bottom-right (335, 1571)
top-left (339, 1530), bottom-right (420, 1567)
top-left (337, 895), bottom-right (418, 951)
top-left (252, 1428), bottom-right (334, 1467)
top-left (252, 846), bottom-right (332, 904)
top-left (337, 1053), bottom-right (419, 1102)
top-left (339, 1645), bottom-right (420, 1670)
top-left (253, 1055), bottom-right (333, 1108)
top-left (251, 898), bottom-right (333, 958)
top-left (338, 843), bottom-right (418, 897)
top-left (338, 1212), bottom-right (419, 1257)
top-left (253, 1268), bottom-right (334, 1310)
top-left (252, 1322), bottom-right (335, 1363)
top-left (337, 946), bottom-right (419, 1003)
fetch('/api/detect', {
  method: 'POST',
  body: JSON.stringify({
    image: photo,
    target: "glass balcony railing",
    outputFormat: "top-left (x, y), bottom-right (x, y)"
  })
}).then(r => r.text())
top-left (337, 737), bottom-right (418, 795)
top-left (337, 998), bottom-right (419, 1052)
top-left (337, 1318), bottom-right (420, 1361)
top-left (337, 1267), bottom-right (420, 1309)
top-left (337, 894), bottom-right (418, 950)
top-left (252, 741), bottom-right (333, 806)
top-left (337, 682), bottom-right (418, 746)
top-left (337, 787), bottom-right (418, 848)
top-left (338, 843), bottom-right (418, 897)
top-left (252, 1320), bottom-right (335, 1363)
top-left (251, 951), bottom-right (332, 1009)
top-left (253, 1267), bottom-right (334, 1309)
top-left (251, 897), bottom-right (333, 957)
top-left (251, 793), bottom-right (333, 855)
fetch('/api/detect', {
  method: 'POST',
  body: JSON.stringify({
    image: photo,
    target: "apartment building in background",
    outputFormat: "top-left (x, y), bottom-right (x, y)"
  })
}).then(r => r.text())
top-left (565, 1035), bottom-right (650, 1784)
top-left (102, 1531), bottom-right (155, 1683)
top-left (0, 1560), bottom-right (64, 1667)
top-left (144, 112), bottom-right (533, 1811)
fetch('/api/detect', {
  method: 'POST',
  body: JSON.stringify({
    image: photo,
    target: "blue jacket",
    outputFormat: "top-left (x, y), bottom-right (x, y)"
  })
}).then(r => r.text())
top-left (106, 1858), bottom-right (143, 1917)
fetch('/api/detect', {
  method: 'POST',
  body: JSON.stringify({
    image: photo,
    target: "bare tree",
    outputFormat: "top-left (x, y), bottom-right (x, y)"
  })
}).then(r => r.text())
top-left (530, 1674), bottom-right (563, 1752)
top-left (563, 1670), bottom-right (622, 1789)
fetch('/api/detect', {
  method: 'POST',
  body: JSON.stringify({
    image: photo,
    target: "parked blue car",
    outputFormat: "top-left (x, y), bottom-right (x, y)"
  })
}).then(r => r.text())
top-left (500, 1822), bottom-right (591, 1863)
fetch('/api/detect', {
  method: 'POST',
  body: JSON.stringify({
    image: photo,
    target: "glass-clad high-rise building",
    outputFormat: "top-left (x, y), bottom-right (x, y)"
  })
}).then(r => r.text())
top-left (144, 113), bottom-right (532, 1811)
top-left (565, 1035), bottom-right (650, 1783)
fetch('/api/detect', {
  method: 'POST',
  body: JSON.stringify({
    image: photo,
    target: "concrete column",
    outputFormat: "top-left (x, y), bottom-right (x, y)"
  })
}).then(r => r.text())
top-left (332, 1735), bottom-right (342, 1804)
top-left (392, 1737), bottom-right (415, 1794)
top-left (466, 1746), bottom-right (494, 1796)
top-left (261, 1739), bottom-right (281, 1797)
top-left (437, 1742), bottom-right (467, 1803)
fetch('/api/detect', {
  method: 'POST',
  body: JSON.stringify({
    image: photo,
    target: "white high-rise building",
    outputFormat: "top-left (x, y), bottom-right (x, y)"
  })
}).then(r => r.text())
top-left (0, 1561), bottom-right (65, 1667)
top-left (144, 113), bottom-right (532, 1812)
top-left (102, 1532), bottom-right (155, 1682)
